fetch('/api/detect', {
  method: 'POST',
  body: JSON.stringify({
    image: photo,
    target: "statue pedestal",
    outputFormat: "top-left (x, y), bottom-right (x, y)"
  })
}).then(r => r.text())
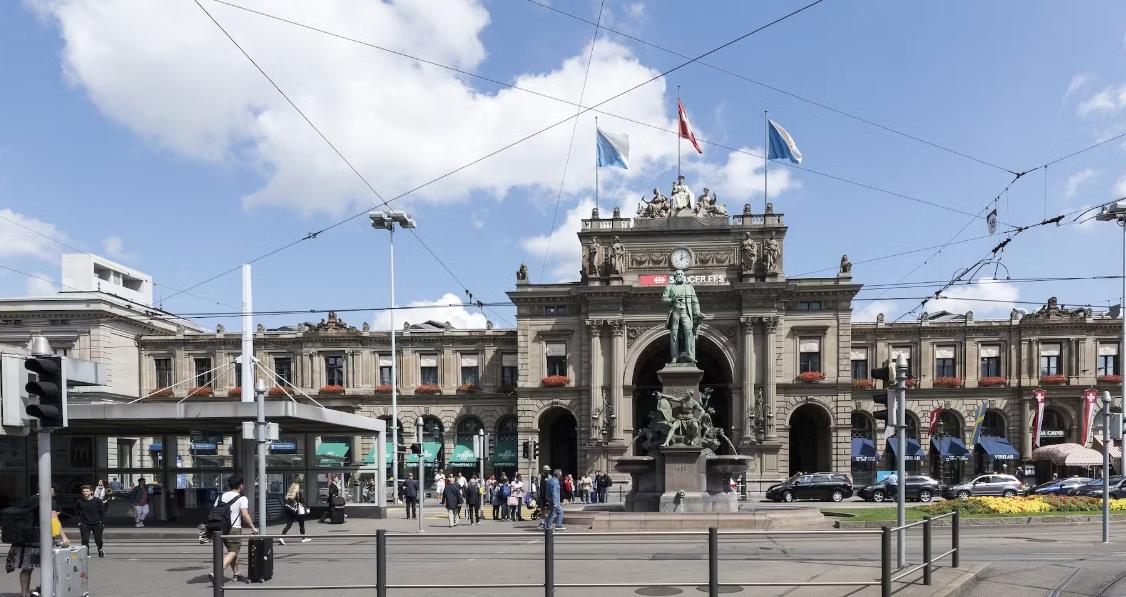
top-left (658, 446), bottom-right (707, 513)
top-left (656, 362), bottom-right (704, 397)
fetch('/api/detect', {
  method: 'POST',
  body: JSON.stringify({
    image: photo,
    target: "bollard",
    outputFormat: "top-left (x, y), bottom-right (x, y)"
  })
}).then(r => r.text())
top-left (544, 526), bottom-right (555, 597)
top-left (377, 529), bottom-right (387, 597)
top-left (951, 509), bottom-right (960, 569)
top-left (212, 531), bottom-right (224, 597)
top-left (881, 526), bottom-right (891, 597)
top-left (922, 516), bottom-right (932, 586)
top-left (708, 527), bottom-right (719, 597)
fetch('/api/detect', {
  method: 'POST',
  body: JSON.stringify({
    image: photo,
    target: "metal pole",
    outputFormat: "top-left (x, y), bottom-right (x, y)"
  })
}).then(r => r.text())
top-left (544, 526), bottom-right (555, 597)
top-left (240, 264), bottom-right (254, 404)
top-left (38, 429), bottom-right (53, 597)
top-left (952, 510), bottom-right (960, 568)
top-left (922, 517), bottom-right (932, 586)
top-left (880, 526), bottom-right (891, 597)
top-left (256, 381), bottom-right (267, 533)
top-left (895, 354), bottom-right (907, 568)
top-left (708, 527), bottom-right (719, 597)
top-left (478, 429), bottom-right (486, 489)
top-left (212, 530), bottom-right (224, 597)
top-left (1104, 399), bottom-right (1111, 543)
top-left (417, 418), bottom-right (425, 534)
top-left (376, 529), bottom-right (387, 597)
top-left (389, 225), bottom-right (401, 506)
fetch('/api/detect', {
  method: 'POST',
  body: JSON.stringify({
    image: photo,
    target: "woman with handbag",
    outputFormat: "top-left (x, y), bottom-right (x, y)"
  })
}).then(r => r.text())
top-left (279, 482), bottom-right (311, 545)
top-left (509, 474), bottom-right (526, 522)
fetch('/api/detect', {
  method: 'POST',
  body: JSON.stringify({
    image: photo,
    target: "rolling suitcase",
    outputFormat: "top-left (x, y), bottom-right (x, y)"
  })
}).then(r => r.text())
top-left (247, 537), bottom-right (273, 583)
top-left (330, 508), bottom-right (345, 524)
top-left (52, 545), bottom-right (90, 597)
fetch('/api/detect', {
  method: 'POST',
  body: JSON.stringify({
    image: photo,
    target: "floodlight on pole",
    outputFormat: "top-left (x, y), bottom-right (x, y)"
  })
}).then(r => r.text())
top-left (1096, 198), bottom-right (1126, 544)
top-left (370, 210), bottom-right (416, 507)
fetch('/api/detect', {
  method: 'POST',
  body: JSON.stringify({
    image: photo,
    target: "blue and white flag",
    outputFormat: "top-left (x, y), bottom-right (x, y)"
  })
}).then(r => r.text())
top-left (596, 127), bottom-right (630, 169)
top-left (767, 119), bottom-right (803, 164)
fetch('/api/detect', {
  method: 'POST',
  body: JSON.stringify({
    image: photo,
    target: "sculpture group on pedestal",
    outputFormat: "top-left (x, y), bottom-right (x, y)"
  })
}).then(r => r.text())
top-left (635, 387), bottom-right (736, 456)
top-left (740, 231), bottom-right (783, 276)
top-left (636, 175), bottom-right (728, 219)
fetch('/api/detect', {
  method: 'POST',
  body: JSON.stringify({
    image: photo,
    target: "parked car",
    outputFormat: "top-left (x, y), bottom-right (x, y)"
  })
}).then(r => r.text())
top-left (766, 473), bottom-right (853, 503)
top-left (858, 475), bottom-right (943, 503)
top-left (942, 474), bottom-right (1025, 499)
top-left (1027, 476), bottom-right (1093, 496)
top-left (1070, 476), bottom-right (1126, 498)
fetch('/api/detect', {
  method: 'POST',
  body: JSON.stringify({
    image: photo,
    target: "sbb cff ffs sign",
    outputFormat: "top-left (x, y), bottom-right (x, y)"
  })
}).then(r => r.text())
top-left (639, 273), bottom-right (727, 286)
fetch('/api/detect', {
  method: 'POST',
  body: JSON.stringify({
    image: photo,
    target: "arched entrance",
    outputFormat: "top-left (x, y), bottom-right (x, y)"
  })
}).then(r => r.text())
top-left (630, 335), bottom-right (733, 456)
top-left (538, 407), bottom-right (578, 475)
top-left (789, 404), bottom-right (832, 475)
top-left (1039, 407), bottom-right (1070, 446)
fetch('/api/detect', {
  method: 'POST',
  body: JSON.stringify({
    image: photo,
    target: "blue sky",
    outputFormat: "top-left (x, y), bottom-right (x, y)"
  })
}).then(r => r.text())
top-left (3, 0), bottom-right (1126, 330)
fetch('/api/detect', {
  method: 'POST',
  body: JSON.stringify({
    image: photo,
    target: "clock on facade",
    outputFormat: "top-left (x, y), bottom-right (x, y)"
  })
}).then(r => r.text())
top-left (670, 247), bottom-right (694, 270)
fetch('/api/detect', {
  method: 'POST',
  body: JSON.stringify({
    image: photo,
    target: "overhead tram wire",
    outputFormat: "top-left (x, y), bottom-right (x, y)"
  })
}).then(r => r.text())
top-left (177, 0), bottom-right (828, 313)
top-left (208, 0), bottom-right (1010, 226)
top-left (538, 0), bottom-right (604, 282)
top-left (521, 0), bottom-right (1018, 176)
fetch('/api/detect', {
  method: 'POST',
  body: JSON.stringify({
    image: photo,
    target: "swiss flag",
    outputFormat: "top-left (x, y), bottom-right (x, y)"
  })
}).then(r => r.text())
top-left (678, 99), bottom-right (703, 154)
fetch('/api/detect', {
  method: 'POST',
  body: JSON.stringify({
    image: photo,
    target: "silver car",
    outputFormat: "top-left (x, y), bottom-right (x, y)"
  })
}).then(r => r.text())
top-left (942, 474), bottom-right (1025, 499)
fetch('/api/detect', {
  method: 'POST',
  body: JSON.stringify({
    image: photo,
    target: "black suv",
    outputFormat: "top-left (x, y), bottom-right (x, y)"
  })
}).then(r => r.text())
top-left (766, 473), bottom-right (853, 503)
top-left (857, 475), bottom-right (943, 503)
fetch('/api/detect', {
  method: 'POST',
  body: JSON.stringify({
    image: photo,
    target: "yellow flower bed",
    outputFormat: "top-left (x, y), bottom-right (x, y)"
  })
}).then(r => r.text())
top-left (1111, 499), bottom-right (1126, 511)
top-left (975, 496), bottom-right (1051, 514)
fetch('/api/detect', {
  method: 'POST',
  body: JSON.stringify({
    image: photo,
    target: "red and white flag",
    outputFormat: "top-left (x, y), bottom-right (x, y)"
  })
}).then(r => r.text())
top-left (1031, 389), bottom-right (1046, 449)
top-left (1081, 388), bottom-right (1099, 446)
top-left (927, 406), bottom-right (943, 436)
top-left (678, 99), bottom-right (703, 154)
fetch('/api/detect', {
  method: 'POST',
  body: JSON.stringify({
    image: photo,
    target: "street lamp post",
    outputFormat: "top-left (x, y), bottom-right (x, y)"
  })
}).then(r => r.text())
top-left (370, 210), bottom-right (417, 507)
top-left (416, 417), bottom-right (425, 534)
top-left (1096, 200), bottom-right (1126, 544)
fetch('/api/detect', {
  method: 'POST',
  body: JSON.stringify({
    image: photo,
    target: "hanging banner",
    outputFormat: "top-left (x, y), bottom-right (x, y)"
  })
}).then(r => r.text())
top-left (927, 406), bottom-right (943, 436)
top-left (1031, 388), bottom-right (1046, 449)
top-left (970, 403), bottom-right (987, 446)
top-left (1081, 388), bottom-right (1099, 446)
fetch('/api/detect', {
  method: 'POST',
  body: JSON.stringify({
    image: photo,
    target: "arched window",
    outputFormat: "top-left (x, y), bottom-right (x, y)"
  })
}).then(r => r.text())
top-left (904, 411), bottom-right (920, 439)
top-left (456, 417), bottom-right (483, 445)
top-left (982, 411), bottom-right (1005, 437)
top-left (937, 411), bottom-right (963, 437)
top-left (851, 411), bottom-right (874, 438)
top-left (419, 416), bottom-right (443, 444)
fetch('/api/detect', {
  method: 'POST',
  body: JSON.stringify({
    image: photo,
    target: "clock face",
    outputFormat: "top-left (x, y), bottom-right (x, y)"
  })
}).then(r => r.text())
top-left (670, 247), bottom-right (693, 270)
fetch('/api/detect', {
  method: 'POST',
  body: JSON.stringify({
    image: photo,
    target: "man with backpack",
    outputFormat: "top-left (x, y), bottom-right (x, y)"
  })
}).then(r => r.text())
top-left (207, 476), bottom-right (258, 585)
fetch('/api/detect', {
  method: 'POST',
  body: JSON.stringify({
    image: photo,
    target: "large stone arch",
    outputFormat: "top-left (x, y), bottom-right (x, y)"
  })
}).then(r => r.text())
top-left (537, 405), bottom-right (579, 475)
top-left (623, 324), bottom-right (737, 383)
top-left (788, 401), bottom-right (834, 475)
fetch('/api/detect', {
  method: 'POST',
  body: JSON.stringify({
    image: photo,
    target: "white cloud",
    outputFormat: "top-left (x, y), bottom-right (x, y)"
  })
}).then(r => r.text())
top-left (685, 146), bottom-right (799, 209)
top-left (101, 235), bottom-right (132, 260)
top-left (1066, 73), bottom-right (1092, 98)
top-left (25, 273), bottom-right (59, 296)
top-left (1065, 168), bottom-right (1097, 198)
top-left (31, 1), bottom-right (679, 215)
top-left (372, 292), bottom-right (488, 330)
top-left (1077, 85), bottom-right (1126, 116)
top-left (0, 209), bottom-right (65, 260)
top-left (470, 214), bottom-right (484, 230)
top-left (925, 278), bottom-right (1019, 319)
top-left (1114, 173), bottom-right (1126, 198)
top-left (521, 198), bottom-right (593, 282)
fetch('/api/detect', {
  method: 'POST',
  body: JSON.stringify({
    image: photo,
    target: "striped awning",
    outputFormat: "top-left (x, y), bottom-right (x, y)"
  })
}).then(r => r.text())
top-left (1032, 443), bottom-right (1104, 467)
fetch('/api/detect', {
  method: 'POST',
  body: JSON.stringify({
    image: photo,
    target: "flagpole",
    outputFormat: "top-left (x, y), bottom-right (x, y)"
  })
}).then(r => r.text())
top-left (763, 110), bottom-right (769, 215)
top-left (595, 116), bottom-right (599, 215)
top-left (677, 86), bottom-right (682, 180)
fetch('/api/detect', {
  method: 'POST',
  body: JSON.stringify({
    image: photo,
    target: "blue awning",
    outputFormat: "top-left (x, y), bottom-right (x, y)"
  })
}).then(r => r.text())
top-left (148, 444), bottom-right (163, 452)
top-left (885, 437), bottom-right (924, 461)
top-left (975, 435), bottom-right (1019, 460)
top-left (851, 437), bottom-right (878, 462)
top-left (931, 436), bottom-right (970, 461)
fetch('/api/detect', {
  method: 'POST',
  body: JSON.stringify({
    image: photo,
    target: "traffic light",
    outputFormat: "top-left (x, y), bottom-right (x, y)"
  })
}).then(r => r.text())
top-left (486, 434), bottom-right (495, 455)
top-left (532, 441), bottom-right (540, 459)
top-left (409, 443), bottom-right (422, 455)
top-left (522, 440), bottom-right (530, 459)
top-left (25, 356), bottom-right (65, 428)
top-left (872, 389), bottom-right (897, 427)
top-left (1104, 391), bottom-right (1124, 441)
top-left (871, 359), bottom-right (897, 388)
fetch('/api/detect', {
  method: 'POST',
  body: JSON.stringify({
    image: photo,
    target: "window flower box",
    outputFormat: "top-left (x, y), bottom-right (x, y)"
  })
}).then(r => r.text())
top-left (1098, 374), bottom-right (1122, 384)
top-left (149, 388), bottom-right (174, 398)
top-left (851, 379), bottom-right (874, 390)
top-left (268, 386), bottom-right (288, 397)
top-left (542, 375), bottom-right (569, 387)
top-left (933, 377), bottom-right (962, 388)
top-left (1040, 375), bottom-right (1067, 386)
top-left (457, 383), bottom-right (479, 393)
top-left (228, 387), bottom-right (242, 398)
top-left (797, 371), bottom-right (825, 383)
top-left (978, 376), bottom-right (1007, 387)
top-left (187, 387), bottom-right (213, 398)
top-left (319, 384), bottom-right (346, 395)
top-left (375, 384), bottom-right (395, 394)
top-left (415, 384), bottom-right (441, 395)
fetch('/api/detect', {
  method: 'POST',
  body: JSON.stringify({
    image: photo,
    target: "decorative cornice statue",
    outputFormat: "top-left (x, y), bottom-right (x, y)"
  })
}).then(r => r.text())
top-left (582, 238), bottom-right (601, 277)
top-left (608, 236), bottom-right (625, 275)
top-left (740, 232), bottom-right (759, 272)
top-left (743, 203), bottom-right (752, 215)
top-left (612, 207), bottom-right (621, 218)
top-left (637, 187), bottom-right (671, 219)
top-left (763, 231), bottom-right (781, 274)
top-left (840, 254), bottom-right (852, 274)
top-left (669, 175), bottom-right (695, 216)
top-left (694, 187), bottom-right (727, 217)
top-left (516, 263), bottom-right (528, 281)
top-left (662, 270), bottom-right (704, 363)
top-left (765, 202), bottom-right (775, 214)
top-left (591, 206), bottom-right (600, 219)
top-left (635, 387), bottom-right (735, 455)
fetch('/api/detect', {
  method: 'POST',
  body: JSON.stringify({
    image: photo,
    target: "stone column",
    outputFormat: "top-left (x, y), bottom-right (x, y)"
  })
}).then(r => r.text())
top-left (608, 320), bottom-right (625, 441)
top-left (586, 319), bottom-right (604, 440)
top-left (764, 316), bottom-right (780, 439)
top-left (739, 316), bottom-right (757, 443)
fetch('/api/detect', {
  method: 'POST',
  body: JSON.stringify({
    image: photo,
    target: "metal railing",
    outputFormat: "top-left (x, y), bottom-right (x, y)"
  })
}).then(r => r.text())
top-left (210, 510), bottom-right (960, 597)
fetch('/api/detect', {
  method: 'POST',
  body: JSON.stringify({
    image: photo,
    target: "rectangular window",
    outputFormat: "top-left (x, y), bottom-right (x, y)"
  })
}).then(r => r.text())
top-left (979, 345), bottom-right (1001, 378)
top-left (234, 363), bottom-right (242, 388)
top-left (274, 357), bottom-right (292, 386)
top-left (544, 305), bottom-right (570, 315)
top-left (798, 337), bottom-right (821, 373)
top-left (1098, 343), bottom-right (1119, 376)
top-left (935, 346), bottom-right (956, 378)
top-left (324, 355), bottom-right (345, 386)
top-left (378, 355), bottom-right (394, 386)
top-left (194, 357), bottom-right (213, 388)
top-left (1040, 343), bottom-right (1061, 376)
top-left (419, 354), bottom-right (439, 385)
top-left (545, 341), bottom-right (568, 377)
top-left (154, 358), bottom-right (172, 389)
top-left (797, 301), bottom-right (822, 311)
top-left (501, 353), bottom-right (518, 387)
top-left (460, 354), bottom-right (480, 386)
top-left (891, 347), bottom-right (913, 378)
top-left (850, 348), bottom-right (868, 379)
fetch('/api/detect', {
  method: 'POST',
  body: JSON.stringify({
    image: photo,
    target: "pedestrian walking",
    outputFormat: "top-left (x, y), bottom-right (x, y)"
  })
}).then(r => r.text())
top-left (130, 477), bottom-right (150, 527)
top-left (317, 475), bottom-right (343, 523)
top-left (589, 471), bottom-right (599, 504)
top-left (93, 480), bottom-right (108, 502)
top-left (496, 474), bottom-right (511, 521)
top-left (403, 473), bottom-right (419, 519)
top-left (279, 482), bottom-right (311, 545)
top-left (435, 473), bottom-right (446, 507)
top-left (456, 472), bottom-right (468, 519)
top-left (465, 475), bottom-right (481, 525)
top-left (208, 476), bottom-right (259, 586)
top-left (540, 468), bottom-right (564, 531)
top-left (510, 474), bottom-right (526, 522)
top-left (441, 476), bottom-right (462, 527)
top-left (596, 472), bottom-right (613, 503)
top-left (5, 487), bottom-right (70, 597)
top-left (579, 473), bottom-right (592, 504)
top-left (109, 477), bottom-right (123, 493)
top-left (562, 474), bottom-right (574, 504)
top-left (75, 484), bottom-right (106, 558)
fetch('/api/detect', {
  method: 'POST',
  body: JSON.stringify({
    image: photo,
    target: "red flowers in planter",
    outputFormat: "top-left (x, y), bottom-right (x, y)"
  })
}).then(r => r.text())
top-left (541, 375), bottom-right (569, 387)
top-left (851, 379), bottom-right (874, 390)
top-left (933, 377), bottom-right (962, 388)
top-left (268, 386), bottom-right (288, 397)
top-left (415, 384), bottom-right (441, 395)
top-left (457, 383), bottom-right (479, 393)
top-left (319, 384), bottom-right (345, 395)
top-left (149, 388), bottom-right (174, 398)
top-left (1040, 375), bottom-right (1067, 386)
top-left (375, 384), bottom-right (394, 394)
top-left (187, 387), bottom-right (213, 398)
top-left (797, 371), bottom-right (825, 383)
top-left (228, 387), bottom-right (242, 398)
top-left (905, 378), bottom-right (917, 389)
top-left (978, 376), bottom-right (1007, 387)
top-left (1098, 374), bottom-right (1122, 384)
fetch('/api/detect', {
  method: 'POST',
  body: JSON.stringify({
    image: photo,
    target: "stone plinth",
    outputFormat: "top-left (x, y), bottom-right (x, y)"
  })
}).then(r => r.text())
top-left (658, 446), bottom-right (707, 512)
top-left (655, 363), bottom-right (704, 397)
top-left (614, 456), bottom-right (659, 512)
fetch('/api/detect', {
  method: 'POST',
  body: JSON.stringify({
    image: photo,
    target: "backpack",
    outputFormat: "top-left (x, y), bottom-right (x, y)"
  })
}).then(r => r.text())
top-left (0, 505), bottom-right (38, 546)
top-left (498, 483), bottom-right (511, 499)
top-left (204, 495), bottom-right (240, 535)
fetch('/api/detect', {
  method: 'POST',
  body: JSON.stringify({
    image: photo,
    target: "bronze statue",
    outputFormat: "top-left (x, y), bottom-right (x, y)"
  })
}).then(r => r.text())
top-left (662, 270), bottom-right (703, 363)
